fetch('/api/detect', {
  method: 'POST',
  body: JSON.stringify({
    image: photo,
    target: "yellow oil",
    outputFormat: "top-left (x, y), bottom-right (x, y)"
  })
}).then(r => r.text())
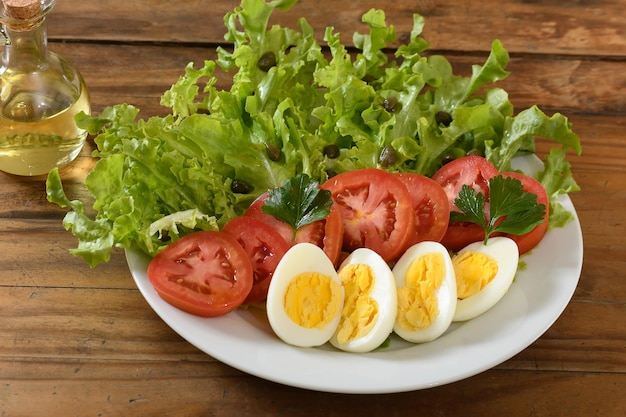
top-left (0, 72), bottom-right (90, 176)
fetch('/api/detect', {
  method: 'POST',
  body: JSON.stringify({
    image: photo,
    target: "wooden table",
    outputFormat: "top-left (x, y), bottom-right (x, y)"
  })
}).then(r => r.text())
top-left (2, 0), bottom-right (625, 415)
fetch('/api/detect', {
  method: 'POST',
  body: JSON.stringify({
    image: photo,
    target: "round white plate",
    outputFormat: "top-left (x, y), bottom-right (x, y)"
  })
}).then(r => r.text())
top-left (126, 156), bottom-right (583, 393)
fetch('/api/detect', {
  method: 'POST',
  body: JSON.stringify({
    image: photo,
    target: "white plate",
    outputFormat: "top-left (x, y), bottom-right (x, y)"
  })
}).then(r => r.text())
top-left (126, 155), bottom-right (583, 393)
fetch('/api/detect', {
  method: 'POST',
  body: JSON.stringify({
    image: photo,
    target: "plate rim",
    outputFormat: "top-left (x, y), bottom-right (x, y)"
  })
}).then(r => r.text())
top-left (125, 156), bottom-right (584, 394)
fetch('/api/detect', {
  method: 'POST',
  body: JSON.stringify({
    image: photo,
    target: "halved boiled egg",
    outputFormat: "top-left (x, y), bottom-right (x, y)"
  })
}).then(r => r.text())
top-left (392, 241), bottom-right (457, 343)
top-left (266, 243), bottom-right (344, 348)
top-left (329, 248), bottom-right (397, 353)
top-left (452, 236), bottom-right (519, 322)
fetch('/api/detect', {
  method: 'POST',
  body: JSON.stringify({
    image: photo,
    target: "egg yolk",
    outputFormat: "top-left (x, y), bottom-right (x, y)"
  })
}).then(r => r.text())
top-left (396, 252), bottom-right (445, 331)
top-left (453, 251), bottom-right (498, 299)
top-left (335, 264), bottom-right (378, 344)
top-left (283, 272), bottom-right (342, 329)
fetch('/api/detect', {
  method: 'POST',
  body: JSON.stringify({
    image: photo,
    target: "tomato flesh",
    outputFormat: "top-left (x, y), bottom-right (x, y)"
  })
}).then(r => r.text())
top-left (147, 231), bottom-right (253, 317)
top-left (322, 168), bottom-right (414, 262)
top-left (244, 192), bottom-right (344, 266)
top-left (432, 156), bottom-right (549, 253)
top-left (432, 156), bottom-right (498, 251)
top-left (395, 172), bottom-right (450, 245)
top-left (498, 171), bottom-right (550, 254)
top-left (222, 216), bottom-right (290, 303)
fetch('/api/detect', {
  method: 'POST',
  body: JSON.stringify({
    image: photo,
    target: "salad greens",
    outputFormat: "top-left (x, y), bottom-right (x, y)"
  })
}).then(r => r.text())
top-left (261, 174), bottom-right (332, 240)
top-left (46, 0), bottom-right (581, 267)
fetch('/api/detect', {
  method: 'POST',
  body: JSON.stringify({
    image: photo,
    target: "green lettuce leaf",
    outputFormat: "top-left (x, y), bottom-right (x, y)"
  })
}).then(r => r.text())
top-left (537, 147), bottom-right (581, 227)
top-left (46, 168), bottom-right (115, 267)
top-left (47, 0), bottom-right (582, 266)
top-left (487, 105), bottom-right (582, 172)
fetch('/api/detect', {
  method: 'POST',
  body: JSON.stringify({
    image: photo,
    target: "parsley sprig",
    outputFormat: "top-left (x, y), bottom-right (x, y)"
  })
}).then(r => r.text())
top-left (261, 174), bottom-right (333, 241)
top-left (451, 175), bottom-right (546, 244)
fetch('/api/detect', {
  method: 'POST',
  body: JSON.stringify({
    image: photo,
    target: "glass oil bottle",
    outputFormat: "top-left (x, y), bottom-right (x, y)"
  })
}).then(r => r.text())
top-left (0, 0), bottom-right (90, 176)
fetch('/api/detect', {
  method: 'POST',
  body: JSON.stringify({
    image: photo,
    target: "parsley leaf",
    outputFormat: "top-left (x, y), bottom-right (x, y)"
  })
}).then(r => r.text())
top-left (450, 175), bottom-right (546, 244)
top-left (261, 174), bottom-right (332, 241)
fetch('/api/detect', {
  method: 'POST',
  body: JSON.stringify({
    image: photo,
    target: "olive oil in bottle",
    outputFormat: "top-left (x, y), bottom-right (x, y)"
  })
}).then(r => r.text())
top-left (0, 0), bottom-right (90, 176)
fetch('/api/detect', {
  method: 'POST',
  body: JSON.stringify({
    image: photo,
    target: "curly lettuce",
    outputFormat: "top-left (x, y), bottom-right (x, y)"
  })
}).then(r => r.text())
top-left (47, 0), bottom-right (581, 266)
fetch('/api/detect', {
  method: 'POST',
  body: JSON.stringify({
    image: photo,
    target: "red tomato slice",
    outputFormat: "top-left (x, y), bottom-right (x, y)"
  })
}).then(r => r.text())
top-left (431, 156), bottom-right (498, 251)
top-left (439, 222), bottom-right (486, 252)
top-left (395, 172), bottom-right (450, 245)
top-left (222, 216), bottom-right (290, 303)
top-left (147, 231), bottom-right (253, 317)
top-left (499, 171), bottom-right (550, 254)
top-left (244, 192), bottom-right (344, 266)
top-left (321, 168), bottom-right (414, 262)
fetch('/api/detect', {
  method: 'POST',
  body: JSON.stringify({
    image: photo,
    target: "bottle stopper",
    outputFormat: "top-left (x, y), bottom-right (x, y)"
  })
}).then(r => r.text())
top-left (3, 0), bottom-right (41, 20)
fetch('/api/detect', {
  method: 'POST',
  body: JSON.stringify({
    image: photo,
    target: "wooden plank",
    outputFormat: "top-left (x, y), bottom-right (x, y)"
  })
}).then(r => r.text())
top-left (4, 165), bottom-right (625, 300)
top-left (49, 0), bottom-right (626, 57)
top-left (2, 114), bottom-right (623, 207)
top-left (41, 41), bottom-right (626, 119)
top-left (0, 232), bottom-right (132, 288)
top-left (1, 140), bottom-right (625, 300)
top-left (0, 286), bottom-right (202, 360)
top-left (2, 112), bottom-right (623, 226)
top-left (1, 283), bottom-right (623, 371)
top-left (1, 366), bottom-right (624, 416)
top-left (0, 1), bottom-right (622, 415)
top-left (512, 301), bottom-right (626, 373)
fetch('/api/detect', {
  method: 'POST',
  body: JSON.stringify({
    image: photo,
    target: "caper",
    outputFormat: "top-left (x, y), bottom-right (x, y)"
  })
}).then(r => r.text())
top-left (158, 230), bottom-right (171, 242)
top-left (323, 144), bottom-right (340, 159)
top-left (257, 51), bottom-right (277, 72)
top-left (383, 97), bottom-right (401, 113)
top-left (265, 143), bottom-right (282, 161)
top-left (441, 153), bottom-right (455, 165)
top-left (362, 74), bottom-right (376, 84)
top-left (441, 148), bottom-right (466, 164)
top-left (435, 111), bottom-right (453, 126)
top-left (231, 179), bottom-right (251, 194)
top-left (379, 145), bottom-right (397, 168)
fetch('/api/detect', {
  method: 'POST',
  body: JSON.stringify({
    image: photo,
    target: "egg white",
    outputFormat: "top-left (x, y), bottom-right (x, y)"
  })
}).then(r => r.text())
top-left (452, 236), bottom-right (519, 322)
top-left (266, 243), bottom-right (344, 348)
top-left (392, 241), bottom-right (457, 343)
top-left (329, 248), bottom-right (397, 353)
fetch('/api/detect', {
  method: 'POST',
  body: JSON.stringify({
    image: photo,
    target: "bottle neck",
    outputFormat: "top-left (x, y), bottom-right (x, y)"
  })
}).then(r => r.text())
top-left (2, 20), bottom-right (48, 67)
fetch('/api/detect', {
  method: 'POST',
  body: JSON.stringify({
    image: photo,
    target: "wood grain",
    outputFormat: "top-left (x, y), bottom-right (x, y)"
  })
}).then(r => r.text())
top-left (49, 0), bottom-right (626, 57)
top-left (1, 370), bottom-right (624, 416)
top-left (1, 0), bottom-right (625, 416)
top-left (42, 41), bottom-right (626, 122)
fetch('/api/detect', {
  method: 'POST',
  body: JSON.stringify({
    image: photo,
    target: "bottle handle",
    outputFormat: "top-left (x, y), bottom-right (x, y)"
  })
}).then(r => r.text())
top-left (0, 26), bottom-right (9, 46)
